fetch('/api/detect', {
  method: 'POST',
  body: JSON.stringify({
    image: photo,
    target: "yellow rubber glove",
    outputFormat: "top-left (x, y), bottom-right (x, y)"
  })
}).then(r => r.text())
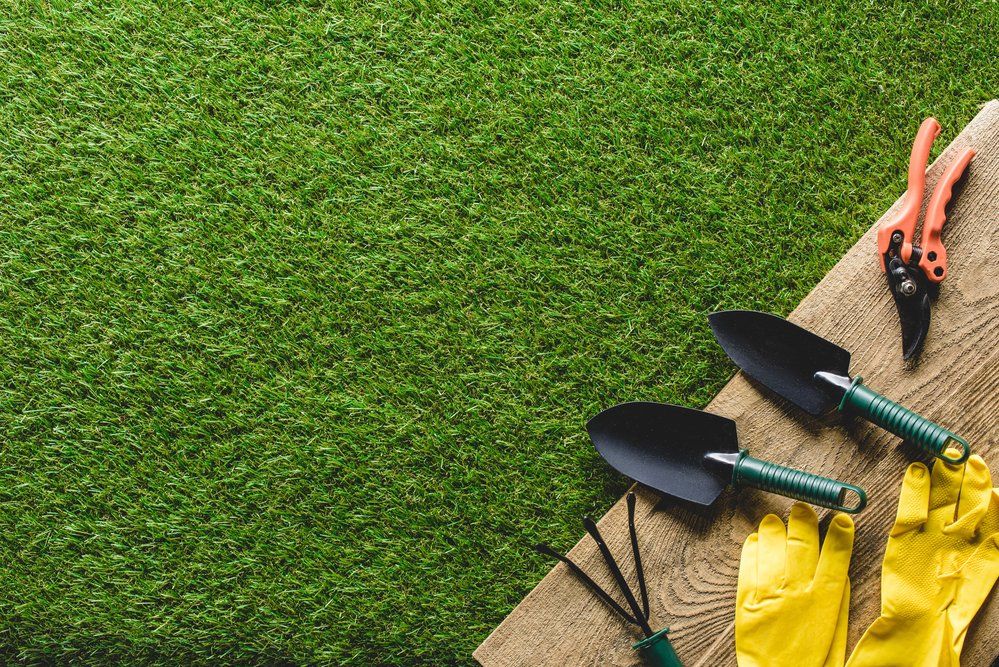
top-left (847, 451), bottom-right (999, 667)
top-left (737, 502), bottom-right (856, 667)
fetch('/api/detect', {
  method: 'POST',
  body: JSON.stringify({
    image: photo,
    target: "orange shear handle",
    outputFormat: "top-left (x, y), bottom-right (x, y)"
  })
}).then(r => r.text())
top-left (918, 147), bottom-right (974, 284)
top-left (877, 118), bottom-right (941, 270)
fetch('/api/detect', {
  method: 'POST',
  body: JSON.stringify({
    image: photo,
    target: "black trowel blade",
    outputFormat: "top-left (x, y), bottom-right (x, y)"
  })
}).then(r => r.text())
top-left (586, 402), bottom-right (739, 507)
top-left (708, 310), bottom-right (852, 415)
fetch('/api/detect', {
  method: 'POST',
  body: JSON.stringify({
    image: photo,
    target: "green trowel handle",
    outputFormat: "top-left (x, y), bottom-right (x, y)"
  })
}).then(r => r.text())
top-left (733, 451), bottom-right (867, 513)
top-left (633, 628), bottom-right (683, 667)
top-left (839, 376), bottom-right (970, 464)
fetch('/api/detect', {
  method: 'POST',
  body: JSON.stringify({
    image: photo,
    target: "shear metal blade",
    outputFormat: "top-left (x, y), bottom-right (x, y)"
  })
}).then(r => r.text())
top-left (891, 285), bottom-right (931, 360)
top-left (886, 263), bottom-right (931, 360)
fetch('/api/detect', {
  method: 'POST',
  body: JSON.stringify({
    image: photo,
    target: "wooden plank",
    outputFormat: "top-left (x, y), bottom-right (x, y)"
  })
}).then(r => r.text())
top-left (475, 101), bottom-right (999, 667)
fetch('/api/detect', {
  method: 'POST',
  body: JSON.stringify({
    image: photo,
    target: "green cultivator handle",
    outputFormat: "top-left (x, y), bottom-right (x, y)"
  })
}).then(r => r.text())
top-left (732, 451), bottom-right (867, 513)
top-left (839, 376), bottom-right (970, 464)
top-left (634, 628), bottom-right (683, 667)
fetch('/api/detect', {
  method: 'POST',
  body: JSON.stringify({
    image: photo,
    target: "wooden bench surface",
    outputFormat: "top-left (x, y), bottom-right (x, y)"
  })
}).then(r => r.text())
top-left (475, 101), bottom-right (999, 667)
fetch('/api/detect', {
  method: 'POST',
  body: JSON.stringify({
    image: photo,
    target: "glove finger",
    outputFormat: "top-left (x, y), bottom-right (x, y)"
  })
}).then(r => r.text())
top-left (822, 579), bottom-right (850, 667)
top-left (946, 455), bottom-right (992, 538)
top-left (815, 513), bottom-right (854, 587)
top-left (929, 449), bottom-right (965, 514)
top-left (737, 532), bottom-right (759, 607)
top-left (757, 513), bottom-right (787, 595)
top-left (892, 462), bottom-right (931, 536)
top-left (785, 502), bottom-right (820, 585)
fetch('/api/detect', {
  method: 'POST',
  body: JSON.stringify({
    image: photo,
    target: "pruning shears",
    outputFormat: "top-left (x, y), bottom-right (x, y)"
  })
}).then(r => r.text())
top-left (877, 117), bottom-right (974, 360)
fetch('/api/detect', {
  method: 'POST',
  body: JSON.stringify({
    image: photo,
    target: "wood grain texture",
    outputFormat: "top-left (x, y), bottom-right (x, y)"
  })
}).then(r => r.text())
top-left (475, 101), bottom-right (999, 667)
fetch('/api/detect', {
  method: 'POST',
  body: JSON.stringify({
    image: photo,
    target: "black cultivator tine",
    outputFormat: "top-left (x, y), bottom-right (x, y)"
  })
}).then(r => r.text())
top-left (583, 517), bottom-right (654, 637)
top-left (533, 543), bottom-right (639, 627)
top-left (627, 492), bottom-right (650, 623)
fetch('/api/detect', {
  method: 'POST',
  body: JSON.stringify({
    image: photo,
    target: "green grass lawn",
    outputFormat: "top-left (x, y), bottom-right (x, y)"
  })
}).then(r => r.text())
top-left (0, 0), bottom-right (995, 664)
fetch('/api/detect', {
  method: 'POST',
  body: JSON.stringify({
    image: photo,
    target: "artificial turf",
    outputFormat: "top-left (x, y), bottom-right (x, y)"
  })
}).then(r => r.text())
top-left (0, 0), bottom-right (996, 664)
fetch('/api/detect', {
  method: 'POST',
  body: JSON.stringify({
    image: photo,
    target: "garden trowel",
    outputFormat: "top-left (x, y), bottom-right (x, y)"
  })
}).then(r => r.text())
top-left (587, 401), bottom-right (867, 513)
top-left (708, 309), bottom-right (969, 463)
